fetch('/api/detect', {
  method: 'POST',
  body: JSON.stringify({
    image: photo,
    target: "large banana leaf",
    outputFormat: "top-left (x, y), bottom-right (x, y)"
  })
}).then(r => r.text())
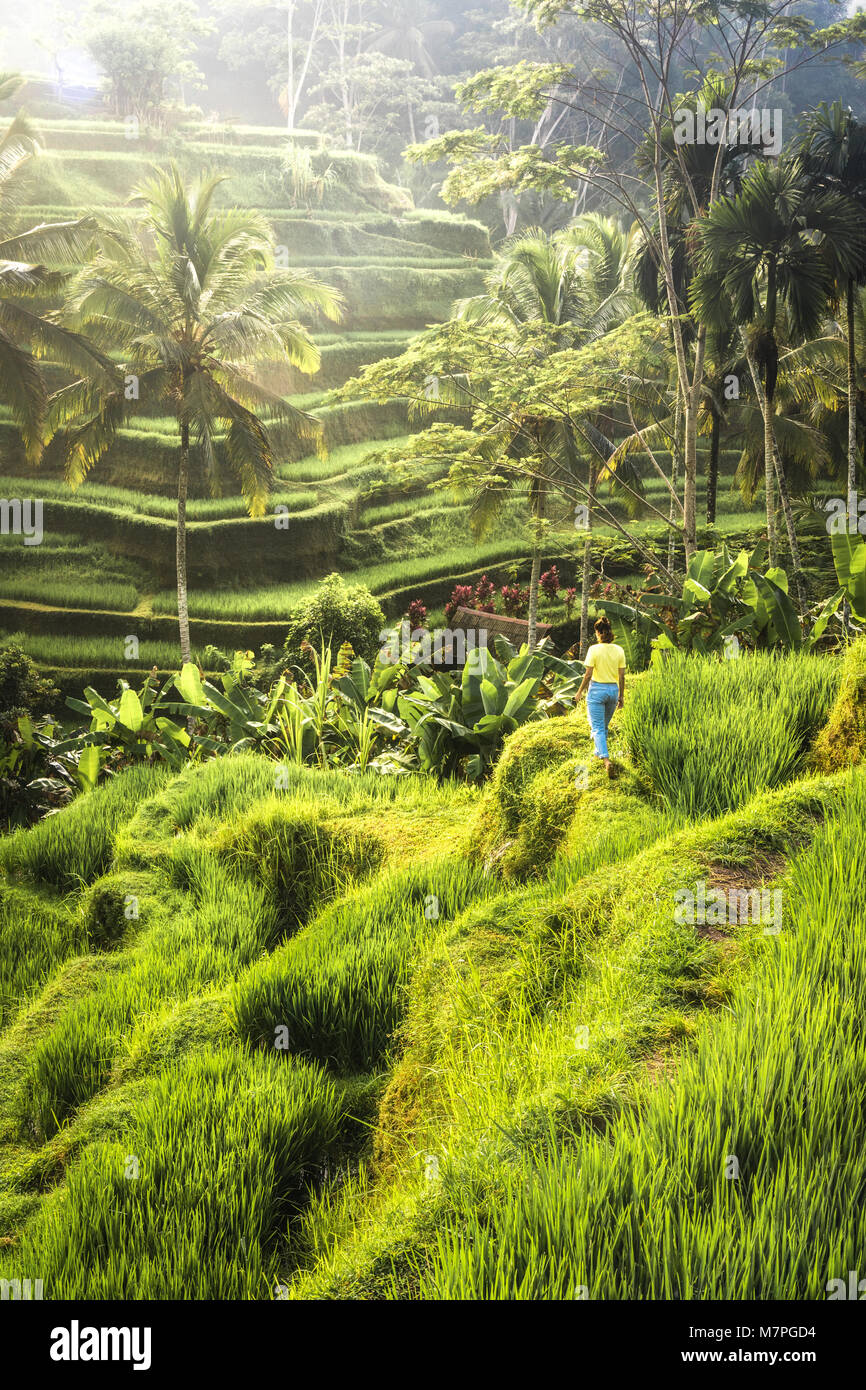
top-left (831, 532), bottom-right (866, 621)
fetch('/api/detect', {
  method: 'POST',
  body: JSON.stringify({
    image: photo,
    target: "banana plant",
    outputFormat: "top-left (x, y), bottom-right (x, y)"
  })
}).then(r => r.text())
top-left (398, 643), bottom-right (548, 780)
top-left (829, 531), bottom-right (866, 623)
top-left (59, 671), bottom-right (191, 768)
top-left (599, 544), bottom-right (804, 658)
top-left (0, 714), bottom-right (79, 826)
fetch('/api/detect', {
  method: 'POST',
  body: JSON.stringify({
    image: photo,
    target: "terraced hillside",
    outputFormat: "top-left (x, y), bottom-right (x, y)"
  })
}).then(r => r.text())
top-left (0, 114), bottom-right (499, 690)
top-left (0, 112), bottom-right (813, 697)
top-left (0, 648), bottom-right (863, 1299)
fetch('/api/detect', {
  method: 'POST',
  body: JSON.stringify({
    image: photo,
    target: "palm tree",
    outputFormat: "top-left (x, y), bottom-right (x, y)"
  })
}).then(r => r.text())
top-left (797, 101), bottom-right (866, 513)
top-left (365, 4), bottom-right (454, 142)
top-left (692, 157), bottom-right (865, 609)
top-left (0, 73), bottom-right (116, 462)
top-left (54, 163), bottom-right (343, 662)
top-left (454, 221), bottom-right (632, 650)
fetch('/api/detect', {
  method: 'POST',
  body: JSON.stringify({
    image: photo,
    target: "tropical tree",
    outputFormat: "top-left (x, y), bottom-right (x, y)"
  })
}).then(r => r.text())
top-left (797, 101), bottom-right (866, 512)
top-left (692, 156), bottom-right (865, 609)
top-left (54, 163), bottom-right (343, 661)
top-left (365, 2), bottom-right (454, 141)
top-left (453, 219), bottom-right (632, 649)
top-left (0, 73), bottom-right (117, 463)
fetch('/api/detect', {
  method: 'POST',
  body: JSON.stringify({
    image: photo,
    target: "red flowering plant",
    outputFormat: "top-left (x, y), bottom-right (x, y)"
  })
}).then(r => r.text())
top-left (472, 575), bottom-right (496, 613)
top-left (500, 584), bottom-right (530, 617)
top-left (444, 584), bottom-right (474, 622)
top-left (539, 565), bottom-right (561, 602)
top-left (407, 598), bottom-right (428, 629)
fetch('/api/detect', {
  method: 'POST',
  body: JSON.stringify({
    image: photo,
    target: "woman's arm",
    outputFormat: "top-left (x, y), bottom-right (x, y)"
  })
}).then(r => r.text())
top-left (618, 670), bottom-right (625, 709)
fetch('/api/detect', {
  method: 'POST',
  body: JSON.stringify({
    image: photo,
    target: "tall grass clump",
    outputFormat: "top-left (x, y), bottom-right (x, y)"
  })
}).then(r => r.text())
top-left (0, 765), bottom-right (170, 892)
top-left (18, 856), bottom-right (284, 1138)
top-left (404, 770), bottom-right (866, 1300)
top-left (211, 799), bottom-right (384, 932)
top-left (0, 888), bottom-right (86, 1028)
top-left (622, 652), bottom-right (839, 817)
top-left (232, 857), bottom-right (494, 1073)
top-left (4, 1049), bottom-right (344, 1298)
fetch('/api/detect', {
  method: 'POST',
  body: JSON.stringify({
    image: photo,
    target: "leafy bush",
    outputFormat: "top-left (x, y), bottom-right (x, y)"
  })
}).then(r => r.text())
top-left (540, 566), bottom-right (561, 602)
top-left (284, 574), bottom-right (385, 668)
top-left (0, 644), bottom-right (59, 718)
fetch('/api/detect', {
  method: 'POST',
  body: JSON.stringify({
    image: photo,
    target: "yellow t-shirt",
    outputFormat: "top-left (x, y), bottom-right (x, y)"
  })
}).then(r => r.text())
top-left (584, 642), bottom-right (626, 685)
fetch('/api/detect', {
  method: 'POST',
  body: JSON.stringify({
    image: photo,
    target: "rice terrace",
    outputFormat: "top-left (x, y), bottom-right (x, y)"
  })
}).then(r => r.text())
top-left (1, 0), bottom-right (866, 1344)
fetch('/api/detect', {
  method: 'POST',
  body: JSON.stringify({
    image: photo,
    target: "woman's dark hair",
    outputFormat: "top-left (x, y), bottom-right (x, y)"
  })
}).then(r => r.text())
top-left (594, 615), bottom-right (614, 643)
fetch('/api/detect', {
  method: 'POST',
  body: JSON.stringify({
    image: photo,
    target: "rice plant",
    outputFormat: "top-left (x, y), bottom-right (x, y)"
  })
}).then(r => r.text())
top-left (3, 1049), bottom-right (344, 1298)
top-left (0, 888), bottom-right (85, 1029)
top-left (409, 770), bottom-right (866, 1300)
top-left (0, 764), bottom-right (170, 892)
top-left (231, 856), bottom-right (495, 1074)
top-left (0, 632), bottom-right (197, 670)
top-left (621, 652), bottom-right (840, 817)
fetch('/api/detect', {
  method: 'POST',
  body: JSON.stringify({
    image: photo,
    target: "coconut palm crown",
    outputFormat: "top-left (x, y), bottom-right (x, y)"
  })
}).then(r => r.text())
top-left (52, 160), bottom-right (344, 660)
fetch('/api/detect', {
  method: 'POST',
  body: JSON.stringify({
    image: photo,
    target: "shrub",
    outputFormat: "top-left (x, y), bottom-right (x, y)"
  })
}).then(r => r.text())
top-left (444, 584), bottom-right (474, 622)
top-left (0, 644), bottom-right (59, 718)
top-left (407, 598), bottom-right (428, 628)
top-left (473, 575), bottom-right (496, 613)
top-left (540, 566), bottom-right (561, 602)
top-left (501, 584), bottom-right (530, 617)
top-left (283, 573), bottom-right (385, 668)
top-left (810, 636), bottom-right (866, 771)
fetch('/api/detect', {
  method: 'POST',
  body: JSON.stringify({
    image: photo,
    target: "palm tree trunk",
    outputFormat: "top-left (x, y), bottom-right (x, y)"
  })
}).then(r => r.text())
top-left (177, 424), bottom-right (192, 665)
top-left (682, 397), bottom-right (699, 562)
top-left (770, 427), bottom-right (807, 613)
top-left (847, 277), bottom-right (858, 508)
top-left (762, 387), bottom-right (777, 569)
top-left (527, 539), bottom-right (542, 653)
top-left (579, 463), bottom-right (596, 653)
top-left (669, 393), bottom-right (682, 574)
top-left (742, 337), bottom-right (778, 567)
top-left (746, 342), bottom-right (807, 611)
top-left (526, 475), bottom-right (546, 651)
top-left (707, 405), bottom-right (720, 526)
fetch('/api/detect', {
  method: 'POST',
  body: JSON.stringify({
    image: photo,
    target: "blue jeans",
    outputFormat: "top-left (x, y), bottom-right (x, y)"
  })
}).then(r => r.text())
top-left (587, 681), bottom-right (619, 759)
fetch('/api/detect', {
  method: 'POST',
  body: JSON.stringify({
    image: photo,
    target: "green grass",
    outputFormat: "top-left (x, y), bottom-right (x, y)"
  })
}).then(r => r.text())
top-left (0, 570), bottom-right (139, 613)
top-left (0, 474), bottom-right (313, 523)
top-left (0, 888), bottom-right (85, 1029)
top-left (0, 662), bottom-right (854, 1300)
top-left (622, 653), bottom-right (841, 817)
top-left (147, 538), bottom-right (541, 621)
top-left (6, 1048), bottom-right (344, 1298)
top-left (0, 632), bottom-right (194, 671)
top-left (0, 765), bottom-right (170, 894)
top-left (231, 856), bottom-right (495, 1074)
top-left (406, 769), bottom-right (866, 1300)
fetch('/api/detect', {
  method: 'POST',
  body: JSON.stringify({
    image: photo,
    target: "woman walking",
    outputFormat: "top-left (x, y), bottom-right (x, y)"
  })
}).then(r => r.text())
top-left (575, 616), bottom-right (626, 777)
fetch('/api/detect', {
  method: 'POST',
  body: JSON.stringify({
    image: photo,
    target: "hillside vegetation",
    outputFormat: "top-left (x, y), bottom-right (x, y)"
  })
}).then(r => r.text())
top-left (1, 650), bottom-right (863, 1299)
